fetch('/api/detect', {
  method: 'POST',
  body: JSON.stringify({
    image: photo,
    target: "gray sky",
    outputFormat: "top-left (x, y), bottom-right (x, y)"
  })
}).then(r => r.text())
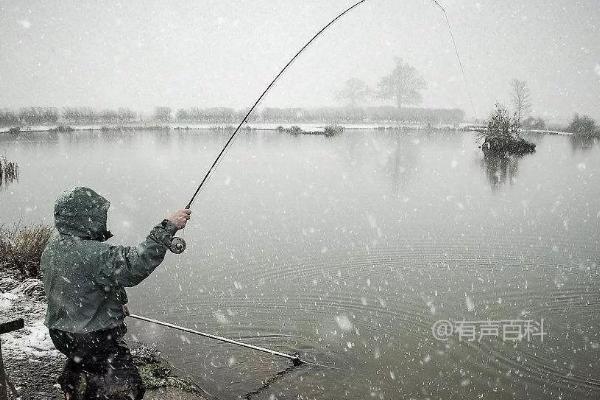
top-left (1, 0), bottom-right (598, 122)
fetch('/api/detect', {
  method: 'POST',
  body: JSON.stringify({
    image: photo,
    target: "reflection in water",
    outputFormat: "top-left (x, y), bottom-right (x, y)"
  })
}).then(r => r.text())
top-left (480, 153), bottom-right (521, 189)
top-left (333, 132), bottom-right (421, 194)
top-left (0, 156), bottom-right (19, 188)
top-left (386, 135), bottom-right (420, 194)
top-left (570, 135), bottom-right (598, 152)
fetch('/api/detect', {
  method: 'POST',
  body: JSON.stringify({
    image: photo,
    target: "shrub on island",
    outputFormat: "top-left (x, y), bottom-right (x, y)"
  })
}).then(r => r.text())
top-left (480, 104), bottom-right (535, 156)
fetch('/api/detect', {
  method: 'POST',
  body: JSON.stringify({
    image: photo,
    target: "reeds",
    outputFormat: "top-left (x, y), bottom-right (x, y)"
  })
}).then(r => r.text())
top-left (0, 225), bottom-right (52, 278)
top-left (0, 156), bottom-right (19, 187)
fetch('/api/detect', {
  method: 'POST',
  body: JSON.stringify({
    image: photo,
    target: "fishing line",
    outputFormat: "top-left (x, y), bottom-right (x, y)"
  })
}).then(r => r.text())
top-left (431, 0), bottom-right (478, 120)
top-left (244, 363), bottom-right (300, 400)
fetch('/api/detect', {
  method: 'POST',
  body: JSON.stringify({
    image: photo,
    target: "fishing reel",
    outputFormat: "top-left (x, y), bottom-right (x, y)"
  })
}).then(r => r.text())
top-left (169, 237), bottom-right (187, 254)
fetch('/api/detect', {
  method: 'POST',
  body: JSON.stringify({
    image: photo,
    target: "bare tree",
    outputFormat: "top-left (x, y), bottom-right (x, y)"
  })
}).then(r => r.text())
top-left (376, 58), bottom-right (426, 109)
top-left (510, 79), bottom-right (531, 123)
top-left (335, 78), bottom-right (370, 108)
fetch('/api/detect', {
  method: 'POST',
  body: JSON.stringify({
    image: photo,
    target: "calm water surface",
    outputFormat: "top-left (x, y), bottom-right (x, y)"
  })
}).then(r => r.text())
top-left (1, 129), bottom-right (599, 399)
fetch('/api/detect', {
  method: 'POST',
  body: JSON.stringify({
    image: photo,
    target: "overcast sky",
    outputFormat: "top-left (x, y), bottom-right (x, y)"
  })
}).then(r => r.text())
top-left (0, 0), bottom-right (598, 122)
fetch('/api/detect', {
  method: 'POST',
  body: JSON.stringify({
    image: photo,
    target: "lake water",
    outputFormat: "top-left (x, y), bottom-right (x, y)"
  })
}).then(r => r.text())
top-left (1, 129), bottom-right (599, 399)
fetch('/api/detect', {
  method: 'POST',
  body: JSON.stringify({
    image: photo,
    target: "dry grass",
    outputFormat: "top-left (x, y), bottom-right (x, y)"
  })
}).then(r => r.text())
top-left (0, 225), bottom-right (52, 278)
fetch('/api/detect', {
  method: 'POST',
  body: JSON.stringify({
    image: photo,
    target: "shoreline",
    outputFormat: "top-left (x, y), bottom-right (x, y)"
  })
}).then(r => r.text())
top-left (0, 265), bottom-right (210, 400)
top-left (0, 122), bottom-right (573, 136)
top-left (1, 122), bottom-right (463, 133)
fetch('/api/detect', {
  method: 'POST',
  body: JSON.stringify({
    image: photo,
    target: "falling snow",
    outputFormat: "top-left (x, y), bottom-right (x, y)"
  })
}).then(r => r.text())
top-left (335, 315), bottom-right (353, 332)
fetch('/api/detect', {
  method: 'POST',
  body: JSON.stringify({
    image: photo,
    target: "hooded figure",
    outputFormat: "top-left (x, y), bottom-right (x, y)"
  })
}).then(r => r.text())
top-left (41, 187), bottom-right (190, 399)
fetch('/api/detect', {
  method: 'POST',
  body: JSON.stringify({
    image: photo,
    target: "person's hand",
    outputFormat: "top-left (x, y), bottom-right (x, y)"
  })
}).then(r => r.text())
top-left (167, 209), bottom-right (191, 230)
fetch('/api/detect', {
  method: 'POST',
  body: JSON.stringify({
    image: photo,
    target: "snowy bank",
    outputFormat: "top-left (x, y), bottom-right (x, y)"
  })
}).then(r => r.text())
top-left (0, 267), bottom-right (209, 399)
top-left (1, 121), bottom-right (463, 134)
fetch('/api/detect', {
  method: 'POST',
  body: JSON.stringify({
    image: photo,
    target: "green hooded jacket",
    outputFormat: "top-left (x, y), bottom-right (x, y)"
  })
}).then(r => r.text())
top-left (41, 187), bottom-right (178, 333)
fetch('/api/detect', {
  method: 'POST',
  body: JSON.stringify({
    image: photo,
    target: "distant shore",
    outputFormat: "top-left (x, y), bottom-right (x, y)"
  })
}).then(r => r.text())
top-left (0, 122), bottom-right (573, 135)
top-left (0, 122), bottom-right (457, 133)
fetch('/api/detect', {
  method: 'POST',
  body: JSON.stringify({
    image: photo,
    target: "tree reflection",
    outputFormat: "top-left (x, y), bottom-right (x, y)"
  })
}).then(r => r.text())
top-left (0, 156), bottom-right (19, 188)
top-left (386, 134), bottom-right (420, 194)
top-left (480, 153), bottom-right (520, 189)
top-left (569, 135), bottom-right (598, 152)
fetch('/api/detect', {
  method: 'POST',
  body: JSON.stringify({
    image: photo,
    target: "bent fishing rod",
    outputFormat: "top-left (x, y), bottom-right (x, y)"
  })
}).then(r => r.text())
top-left (142, 0), bottom-right (472, 367)
top-left (166, 0), bottom-right (368, 255)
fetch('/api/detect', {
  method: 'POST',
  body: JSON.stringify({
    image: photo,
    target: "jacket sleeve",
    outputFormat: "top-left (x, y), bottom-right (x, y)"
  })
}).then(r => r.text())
top-left (98, 220), bottom-right (179, 287)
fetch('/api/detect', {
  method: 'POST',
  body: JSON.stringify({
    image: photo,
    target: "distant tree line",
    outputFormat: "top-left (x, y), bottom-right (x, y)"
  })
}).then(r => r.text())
top-left (172, 107), bottom-right (257, 123)
top-left (1, 105), bottom-right (464, 126)
top-left (0, 107), bottom-right (59, 126)
top-left (62, 107), bottom-right (137, 124)
top-left (262, 106), bottom-right (464, 124)
top-left (0, 107), bottom-right (137, 126)
top-left (172, 106), bottom-right (465, 125)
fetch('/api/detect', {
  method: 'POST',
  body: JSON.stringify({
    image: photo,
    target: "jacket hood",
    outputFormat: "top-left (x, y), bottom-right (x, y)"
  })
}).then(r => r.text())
top-left (54, 187), bottom-right (112, 241)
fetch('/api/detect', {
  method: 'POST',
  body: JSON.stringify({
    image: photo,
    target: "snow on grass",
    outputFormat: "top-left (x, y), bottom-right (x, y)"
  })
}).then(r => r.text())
top-left (2, 320), bottom-right (59, 359)
top-left (0, 291), bottom-right (18, 310)
top-left (0, 279), bottom-right (60, 360)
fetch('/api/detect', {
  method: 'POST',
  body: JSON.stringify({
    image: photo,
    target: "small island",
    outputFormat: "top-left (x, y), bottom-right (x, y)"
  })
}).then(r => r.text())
top-left (482, 135), bottom-right (536, 155)
top-left (480, 103), bottom-right (536, 156)
top-left (276, 124), bottom-right (344, 137)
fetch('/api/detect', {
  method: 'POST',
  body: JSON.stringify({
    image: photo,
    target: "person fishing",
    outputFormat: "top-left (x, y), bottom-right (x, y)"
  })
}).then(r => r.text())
top-left (41, 186), bottom-right (191, 399)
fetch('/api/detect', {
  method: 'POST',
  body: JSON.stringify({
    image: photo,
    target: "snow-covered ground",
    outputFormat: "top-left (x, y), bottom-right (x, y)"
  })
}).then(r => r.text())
top-left (0, 277), bottom-right (58, 360)
top-left (0, 274), bottom-right (63, 399)
top-left (0, 269), bottom-right (208, 399)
